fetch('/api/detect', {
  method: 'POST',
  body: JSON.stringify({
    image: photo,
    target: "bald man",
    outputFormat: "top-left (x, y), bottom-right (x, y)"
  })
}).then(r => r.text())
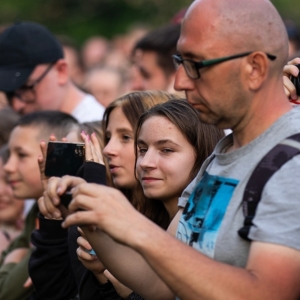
top-left (36, 0), bottom-right (300, 299)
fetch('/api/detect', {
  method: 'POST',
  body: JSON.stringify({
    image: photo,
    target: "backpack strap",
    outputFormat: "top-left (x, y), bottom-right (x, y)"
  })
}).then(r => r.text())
top-left (238, 132), bottom-right (300, 240)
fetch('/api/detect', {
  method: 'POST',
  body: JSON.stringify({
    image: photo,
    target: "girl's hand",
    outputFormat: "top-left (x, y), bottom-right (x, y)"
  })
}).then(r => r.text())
top-left (104, 270), bottom-right (133, 299)
top-left (81, 131), bottom-right (104, 164)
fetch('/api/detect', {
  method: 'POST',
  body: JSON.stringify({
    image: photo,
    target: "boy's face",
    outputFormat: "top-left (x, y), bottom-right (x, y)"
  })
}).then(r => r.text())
top-left (4, 126), bottom-right (43, 200)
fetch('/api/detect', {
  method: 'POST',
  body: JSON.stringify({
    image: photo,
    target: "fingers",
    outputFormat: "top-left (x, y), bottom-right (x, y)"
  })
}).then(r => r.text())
top-left (81, 132), bottom-right (93, 162)
top-left (90, 133), bottom-right (104, 164)
top-left (81, 131), bottom-right (104, 164)
top-left (283, 76), bottom-right (298, 100)
top-left (77, 235), bottom-right (92, 250)
top-left (23, 277), bottom-right (33, 288)
top-left (287, 57), bottom-right (300, 66)
top-left (42, 176), bottom-right (86, 218)
top-left (283, 58), bottom-right (300, 102)
top-left (103, 270), bottom-right (133, 298)
top-left (39, 141), bottom-right (49, 190)
top-left (62, 210), bottom-right (97, 228)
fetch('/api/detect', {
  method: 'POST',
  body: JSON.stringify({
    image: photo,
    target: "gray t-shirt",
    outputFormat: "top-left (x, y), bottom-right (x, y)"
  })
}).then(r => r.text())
top-left (177, 106), bottom-right (300, 267)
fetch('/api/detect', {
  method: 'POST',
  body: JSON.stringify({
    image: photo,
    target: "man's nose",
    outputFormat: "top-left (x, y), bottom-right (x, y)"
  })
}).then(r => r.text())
top-left (174, 65), bottom-right (195, 92)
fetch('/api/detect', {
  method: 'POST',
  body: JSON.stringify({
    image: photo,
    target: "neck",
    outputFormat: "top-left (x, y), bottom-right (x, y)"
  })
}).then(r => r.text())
top-left (59, 81), bottom-right (86, 114)
top-left (229, 87), bottom-right (292, 150)
top-left (163, 197), bottom-right (180, 221)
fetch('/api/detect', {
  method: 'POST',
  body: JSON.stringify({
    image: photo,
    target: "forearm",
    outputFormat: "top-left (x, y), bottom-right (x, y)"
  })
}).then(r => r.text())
top-left (0, 252), bottom-right (33, 300)
top-left (132, 221), bottom-right (300, 300)
top-left (82, 227), bottom-right (174, 300)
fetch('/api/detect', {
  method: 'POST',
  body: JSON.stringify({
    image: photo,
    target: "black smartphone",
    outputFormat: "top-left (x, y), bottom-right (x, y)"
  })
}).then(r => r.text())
top-left (44, 141), bottom-right (85, 177)
top-left (60, 191), bottom-right (73, 209)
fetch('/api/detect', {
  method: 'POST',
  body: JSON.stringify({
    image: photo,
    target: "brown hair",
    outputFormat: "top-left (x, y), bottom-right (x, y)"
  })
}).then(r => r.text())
top-left (134, 99), bottom-right (225, 229)
top-left (102, 91), bottom-right (177, 201)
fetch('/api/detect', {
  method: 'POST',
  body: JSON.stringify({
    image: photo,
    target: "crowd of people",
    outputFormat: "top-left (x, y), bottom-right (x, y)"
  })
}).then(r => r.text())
top-left (0, 0), bottom-right (300, 299)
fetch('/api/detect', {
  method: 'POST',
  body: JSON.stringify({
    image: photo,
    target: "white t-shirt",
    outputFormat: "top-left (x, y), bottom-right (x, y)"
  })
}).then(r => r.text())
top-left (72, 94), bottom-right (105, 123)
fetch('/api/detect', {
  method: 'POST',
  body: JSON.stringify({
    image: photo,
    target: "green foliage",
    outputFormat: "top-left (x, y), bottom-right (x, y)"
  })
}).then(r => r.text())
top-left (272, 0), bottom-right (300, 24)
top-left (0, 0), bottom-right (192, 45)
top-left (0, 0), bottom-right (299, 46)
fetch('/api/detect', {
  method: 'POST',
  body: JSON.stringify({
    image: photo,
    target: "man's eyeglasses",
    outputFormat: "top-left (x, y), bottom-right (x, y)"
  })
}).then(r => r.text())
top-left (5, 62), bottom-right (55, 105)
top-left (172, 52), bottom-right (277, 80)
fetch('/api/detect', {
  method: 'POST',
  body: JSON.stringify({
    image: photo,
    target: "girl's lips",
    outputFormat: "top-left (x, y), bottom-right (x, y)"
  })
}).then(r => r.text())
top-left (109, 165), bottom-right (120, 174)
top-left (142, 177), bottom-right (161, 183)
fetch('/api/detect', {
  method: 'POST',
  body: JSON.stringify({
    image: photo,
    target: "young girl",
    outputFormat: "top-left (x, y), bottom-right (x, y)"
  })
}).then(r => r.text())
top-left (135, 99), bottom-right (223, 223)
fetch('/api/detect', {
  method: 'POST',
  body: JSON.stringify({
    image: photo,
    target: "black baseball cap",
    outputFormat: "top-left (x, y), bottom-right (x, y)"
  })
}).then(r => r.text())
top-left (0, 22), bottom-right (64, 92)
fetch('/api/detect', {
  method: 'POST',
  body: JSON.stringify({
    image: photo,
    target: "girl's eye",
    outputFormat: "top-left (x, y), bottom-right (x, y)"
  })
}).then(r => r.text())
top-left (162, 148), bottom-right (174, 153)
top-left (138, 147), bottom-right (147, 154)
top-left (17, 152), bottom-right (27, 158)
top-left (122, 135), bottom-right (132, 141)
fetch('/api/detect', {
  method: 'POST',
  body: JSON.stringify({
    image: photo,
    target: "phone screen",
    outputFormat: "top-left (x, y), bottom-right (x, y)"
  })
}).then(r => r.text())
top-left (44, 142), bottom-right (85, 177)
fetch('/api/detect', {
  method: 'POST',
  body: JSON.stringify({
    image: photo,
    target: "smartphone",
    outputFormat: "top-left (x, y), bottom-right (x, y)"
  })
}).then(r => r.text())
top-left (45, 141), bottom-right (85, 177)
top-left (60, 191), bottom-right (73, 209)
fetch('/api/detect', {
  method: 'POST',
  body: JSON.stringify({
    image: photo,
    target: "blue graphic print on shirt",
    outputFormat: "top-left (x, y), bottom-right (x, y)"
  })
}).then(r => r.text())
top-left (177, 171), bottom-right (239, 258)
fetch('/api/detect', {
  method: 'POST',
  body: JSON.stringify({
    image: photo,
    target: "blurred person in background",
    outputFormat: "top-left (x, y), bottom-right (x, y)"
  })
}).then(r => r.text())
top-left (81, 36), bottom-right (109, 71)
top-left (0, 107), bottom-right (35, 218)
top-left (0, 146), bottom-right (24, 257)
top-left (112, 25), bottom-right (149, 60)
top-left (58, 35), bottom-right (85, 88)
top-left (0, 110), bottom-right (80, 300)
top-left (83, 66), bottom-right (127, 107)
top-left (285, 20), bottom-right (300, 60)
top-left (129, 23), bottom-right (181, 93)
top-left (0, 22), bottom-right (105, 123)
top-left (0, 93), bottom-right (8, 109)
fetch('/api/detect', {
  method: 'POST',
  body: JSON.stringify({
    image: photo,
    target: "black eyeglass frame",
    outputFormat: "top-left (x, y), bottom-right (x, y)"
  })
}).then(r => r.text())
top-left (172, 52), bottom-right (277, 80)
top-left (5, 62), bottom-right (56, 105)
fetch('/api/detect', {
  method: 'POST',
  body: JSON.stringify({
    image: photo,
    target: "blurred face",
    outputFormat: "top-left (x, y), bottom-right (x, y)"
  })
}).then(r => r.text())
top-left (4, 126), bottom-right (44, 199)
top-left (0, 158), bottom-right (24, 225)
top-left (9, 62), bottom-right (64, 115)
top-left (130, 50), bottom-right (174, 92)
top-left (87, 71), bottom-right (123, 108)
top-left (136, 116), bottom-right (196, 205)
top-left (102, 106), bottom-right (136, 189)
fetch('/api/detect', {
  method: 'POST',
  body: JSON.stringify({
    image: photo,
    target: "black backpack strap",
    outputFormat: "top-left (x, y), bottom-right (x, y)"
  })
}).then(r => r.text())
top-left (238, 132), bottom-right (300, 240)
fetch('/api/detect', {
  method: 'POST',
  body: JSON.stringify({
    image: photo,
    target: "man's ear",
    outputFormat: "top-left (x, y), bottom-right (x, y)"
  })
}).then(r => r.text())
top-left (245, 52), bottom-right (269, 91)
top-left (55, 59), bottom-right (69, 85)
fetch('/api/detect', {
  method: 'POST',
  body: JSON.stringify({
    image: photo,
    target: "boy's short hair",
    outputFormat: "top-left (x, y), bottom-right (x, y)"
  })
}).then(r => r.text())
top-left (16, 110), bottom-right (79, 141)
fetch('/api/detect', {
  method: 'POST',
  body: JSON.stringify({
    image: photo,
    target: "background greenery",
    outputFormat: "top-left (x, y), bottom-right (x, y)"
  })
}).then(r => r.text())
top-left (0, 0), bottom-right (299, 46)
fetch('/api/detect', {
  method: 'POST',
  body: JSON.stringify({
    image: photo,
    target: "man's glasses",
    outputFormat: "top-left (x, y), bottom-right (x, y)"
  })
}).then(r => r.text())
top-left (5, 62), bottom-right (55, 105)
top-left (173, 52), bottom-right (277, 80)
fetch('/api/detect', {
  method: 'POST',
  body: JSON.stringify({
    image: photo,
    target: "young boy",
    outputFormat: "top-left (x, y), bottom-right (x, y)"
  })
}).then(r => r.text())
top-left (0, 111), bottom-right (79, 300)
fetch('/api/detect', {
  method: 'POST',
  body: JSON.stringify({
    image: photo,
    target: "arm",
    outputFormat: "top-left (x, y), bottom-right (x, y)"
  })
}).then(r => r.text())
top-left (63, 183), bottom-right (300, 300)
top-left (0, 204), bottom-right (38, 300)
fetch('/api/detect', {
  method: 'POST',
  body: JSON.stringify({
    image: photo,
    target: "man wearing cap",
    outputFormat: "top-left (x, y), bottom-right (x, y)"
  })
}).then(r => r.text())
top-left (0, 22), bottom-right (105, 122)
